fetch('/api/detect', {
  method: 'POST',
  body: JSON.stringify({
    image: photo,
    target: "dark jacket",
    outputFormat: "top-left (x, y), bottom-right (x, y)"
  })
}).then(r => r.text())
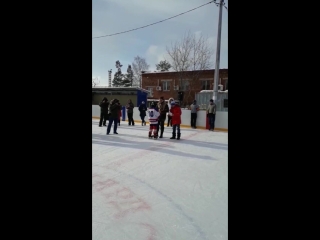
top-left (138, 104), bottom-right (147, 117)
top-left (99, 100), bottom-right (109, 114)
top-left (157, 101), bottom-right (169, 120)
top-left (126, 102), bottom-right (134, 114)
top-left (109, 102), bottom-right (121, 118)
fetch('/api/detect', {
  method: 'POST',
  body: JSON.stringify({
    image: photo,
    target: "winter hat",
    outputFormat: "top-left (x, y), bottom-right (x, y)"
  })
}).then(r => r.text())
top-left (171, 101), bottom-right (175, 105)
top-left (210, 99), bottom-right (213, 102)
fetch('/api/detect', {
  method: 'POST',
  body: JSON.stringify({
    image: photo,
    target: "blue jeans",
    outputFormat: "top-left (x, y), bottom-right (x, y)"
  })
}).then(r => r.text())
top-left (172, 124), bottom-right (180, 135)
top-left (107, 117), bottom-right (118, 134)
top-left (208, 114), bottom-right (216, 130)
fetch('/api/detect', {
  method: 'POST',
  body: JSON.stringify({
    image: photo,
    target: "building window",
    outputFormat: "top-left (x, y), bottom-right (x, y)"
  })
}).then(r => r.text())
top-left (146, 87), bottom-right (153, 97)
top-left (162, 81), bottom-right (170, 91)
top-left (181, 79), bottom-right (190, 91)
top-left (201, 80), bottom-right (211, 90)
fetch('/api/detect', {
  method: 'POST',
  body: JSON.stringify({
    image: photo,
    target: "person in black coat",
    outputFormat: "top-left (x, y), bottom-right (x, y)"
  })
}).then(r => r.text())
top-left (107, 99), bottom-right (121, 135)
top-left (157, 97), bottom-right (169, 138)
top-left (138, 101), bottom-right (147, 126)
top-left (99, 97), bottom-right (109, 127)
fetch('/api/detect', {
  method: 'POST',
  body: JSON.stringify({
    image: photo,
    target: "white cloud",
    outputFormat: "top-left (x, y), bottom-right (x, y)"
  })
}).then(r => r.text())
top-left (145, 45), bottom-right (171, 71)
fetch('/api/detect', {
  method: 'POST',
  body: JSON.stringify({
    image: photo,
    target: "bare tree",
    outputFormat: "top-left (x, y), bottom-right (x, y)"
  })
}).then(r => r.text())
top-left (166, 31), bottom-right (213, 106)
top-left (132, 56), bottom-right (149, 87)
top-left (92, 77), bottom-right (100, 87)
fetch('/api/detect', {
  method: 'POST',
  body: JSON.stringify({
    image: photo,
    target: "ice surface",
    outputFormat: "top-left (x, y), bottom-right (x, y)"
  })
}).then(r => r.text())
top-left (92, 120), bottom-right (228, 240)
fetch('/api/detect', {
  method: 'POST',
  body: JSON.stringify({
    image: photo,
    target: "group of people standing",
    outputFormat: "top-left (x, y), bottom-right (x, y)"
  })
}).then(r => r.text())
top-left (98, 96), bottom-right (217, 136)
top-left (147, 97), bottom-right (182, 140)
top-left (98, 97), bottom-right (121, 128)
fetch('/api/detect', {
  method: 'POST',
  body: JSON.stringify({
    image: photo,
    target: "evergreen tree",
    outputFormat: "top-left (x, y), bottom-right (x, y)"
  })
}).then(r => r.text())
top-left (112, 71), bottom-right (124, 87)
top-left (156, 60), bottom-right (171, 71)
top-left (123, 64), bottom-right (133, 87)
top-left (112, 60), bottom-right (124, 87)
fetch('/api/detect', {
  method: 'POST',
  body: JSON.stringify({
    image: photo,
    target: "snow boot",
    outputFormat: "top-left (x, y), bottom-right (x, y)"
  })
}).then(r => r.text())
top-left (177, 133), bottom-right (181, 140)
top-left (170, 133), bottom-right (176, 139)
top-left (159, 130), bottom-right (164, 138)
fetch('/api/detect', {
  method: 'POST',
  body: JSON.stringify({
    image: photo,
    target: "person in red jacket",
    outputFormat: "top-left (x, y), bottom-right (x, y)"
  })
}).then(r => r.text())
top-left (169, 101), bottom-right (182, 140)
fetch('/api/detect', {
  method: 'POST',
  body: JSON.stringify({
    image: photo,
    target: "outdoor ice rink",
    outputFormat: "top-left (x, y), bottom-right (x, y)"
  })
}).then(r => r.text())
top-left (92, 119), bottom-right (228, 240)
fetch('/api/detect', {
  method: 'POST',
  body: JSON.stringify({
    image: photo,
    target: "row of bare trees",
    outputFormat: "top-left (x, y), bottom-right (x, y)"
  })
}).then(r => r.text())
top-left (107, 31), bottom-right (213, 104)
top-left (166, 31), bottom-right (213, 105)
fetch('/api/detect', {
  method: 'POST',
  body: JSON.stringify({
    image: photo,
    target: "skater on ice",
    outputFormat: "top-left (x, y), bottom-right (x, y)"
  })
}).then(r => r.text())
top-left (147, 102), bottom-right (160, 139)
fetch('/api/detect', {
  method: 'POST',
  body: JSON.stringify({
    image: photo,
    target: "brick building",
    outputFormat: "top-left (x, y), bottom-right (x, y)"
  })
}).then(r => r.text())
top-left (141, 69), bottom-right (228, 106)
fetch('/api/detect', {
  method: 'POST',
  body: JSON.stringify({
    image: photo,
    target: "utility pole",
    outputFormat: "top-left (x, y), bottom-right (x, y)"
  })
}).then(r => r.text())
top-left (108, 69), bottom-right (112, 87)
top-left (213, 0), bottom-right (224, 102)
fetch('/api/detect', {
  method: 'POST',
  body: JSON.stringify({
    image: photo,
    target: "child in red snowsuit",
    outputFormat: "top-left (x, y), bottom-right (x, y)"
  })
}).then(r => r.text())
top-left (169, 101), bottom-right (182, 140)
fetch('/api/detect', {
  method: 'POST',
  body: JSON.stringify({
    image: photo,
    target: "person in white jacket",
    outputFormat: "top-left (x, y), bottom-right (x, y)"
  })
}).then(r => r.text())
top-left (147, 102), bottom-right (160, 139)
top-left (167, 97), bottom-right (174, 127)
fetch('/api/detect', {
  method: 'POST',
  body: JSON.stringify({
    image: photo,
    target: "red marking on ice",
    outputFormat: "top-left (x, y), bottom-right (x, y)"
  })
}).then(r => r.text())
top-left (92, 178), bottom-right (151, 219)
top-left (94, 179), bottom-right (119, 192)
top-left (140, 223), bottom-right (157, 240)
top-left (116, 187), bottom-right (135, 199)
top-left (108, 197), bottom-right (151, 219)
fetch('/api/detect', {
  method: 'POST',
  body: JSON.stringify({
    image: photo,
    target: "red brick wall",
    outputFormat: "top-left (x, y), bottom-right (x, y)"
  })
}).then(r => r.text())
top-left (141, 69), bottom-right (228, 105)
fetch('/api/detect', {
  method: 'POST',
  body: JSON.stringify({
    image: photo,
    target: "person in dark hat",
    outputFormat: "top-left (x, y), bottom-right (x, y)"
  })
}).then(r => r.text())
top-left (207, 99), bottom-right (216, 131)
top-left (126, 99), bottom-right (135, 126)
top-left (189, 99), bottom-right (200, 129)
top-left (99, 97), bottom-right (109, 127)
top-left (138, 101), bottom-right (147, 126)
top-left (157, 96), bottom-right (169, 138)
top-left (107, 99), bottom-right (121, 135)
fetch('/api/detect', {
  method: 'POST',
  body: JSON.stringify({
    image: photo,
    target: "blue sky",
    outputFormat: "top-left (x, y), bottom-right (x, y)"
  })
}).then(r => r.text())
top-left (92, 0), bottom-right (228, 86)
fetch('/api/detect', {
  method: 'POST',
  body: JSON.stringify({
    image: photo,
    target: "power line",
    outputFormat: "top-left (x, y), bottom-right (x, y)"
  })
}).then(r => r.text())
top-left (92, 1), bottom-right (214, 39)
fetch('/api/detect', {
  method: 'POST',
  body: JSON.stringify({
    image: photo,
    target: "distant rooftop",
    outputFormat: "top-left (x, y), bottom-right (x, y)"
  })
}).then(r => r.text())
top-left (92, 86), bottom-right (150, 94)
top-left (141, 68), bottom-right (228, 74)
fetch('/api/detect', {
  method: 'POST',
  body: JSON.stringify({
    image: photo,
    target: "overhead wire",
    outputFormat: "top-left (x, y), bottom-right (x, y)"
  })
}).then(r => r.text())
top-left (92, 1), bottom-right (215, 39)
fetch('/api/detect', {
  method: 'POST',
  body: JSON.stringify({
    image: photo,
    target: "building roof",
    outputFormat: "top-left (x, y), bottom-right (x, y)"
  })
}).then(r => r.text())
top-left (92, 86), bottom-right (150, 94)
top-left (141, 68), bottom-right (228, 75)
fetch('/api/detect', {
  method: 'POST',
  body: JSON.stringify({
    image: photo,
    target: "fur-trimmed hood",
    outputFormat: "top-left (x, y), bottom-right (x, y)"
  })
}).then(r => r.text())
top-left (168, 97), bottom-right (175, 110)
